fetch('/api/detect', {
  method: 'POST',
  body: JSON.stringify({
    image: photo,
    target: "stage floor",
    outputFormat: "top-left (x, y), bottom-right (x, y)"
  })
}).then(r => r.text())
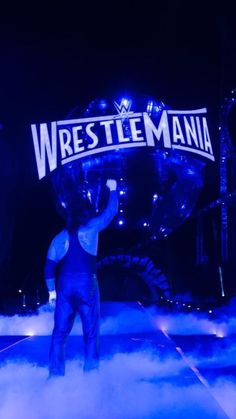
top-left (0, 302), bottom-right (235, 419)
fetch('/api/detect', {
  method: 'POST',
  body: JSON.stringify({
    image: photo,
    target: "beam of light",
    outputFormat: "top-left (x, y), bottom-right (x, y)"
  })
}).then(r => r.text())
top-left (160, 326), bottom-right (168, 333)
top-left (161, 329), bottom-right (231, 418)
top-left (218, 265), bottom-right (225, 297)
top-left (0, 336), bottom-right (32, 353)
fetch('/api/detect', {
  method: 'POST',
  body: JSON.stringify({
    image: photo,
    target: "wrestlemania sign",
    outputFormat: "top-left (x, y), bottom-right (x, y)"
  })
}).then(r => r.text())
top-left (31, 97), bottom-right (215, 179)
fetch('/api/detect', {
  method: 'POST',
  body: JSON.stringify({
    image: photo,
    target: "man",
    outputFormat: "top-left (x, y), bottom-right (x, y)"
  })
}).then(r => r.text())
top-left (45, 179), bottom-right (118, 376)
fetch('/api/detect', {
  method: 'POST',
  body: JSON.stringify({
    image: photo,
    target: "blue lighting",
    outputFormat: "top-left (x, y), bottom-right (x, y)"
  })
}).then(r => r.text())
top-left (87, 190), bottom-right (92, 202)
top-left (147, 101), bottom-right (153, 113)
top-left (119, 190), bottom-right (126, 196)
top-left (118, 219), bottom-right (124, 226)
top-left (98, 99), bottom-right (107, 109)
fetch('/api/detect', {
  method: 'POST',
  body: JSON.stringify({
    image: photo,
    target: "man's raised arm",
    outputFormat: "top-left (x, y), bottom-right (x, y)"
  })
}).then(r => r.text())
top-left (88, 179), bottom-right (119, 231)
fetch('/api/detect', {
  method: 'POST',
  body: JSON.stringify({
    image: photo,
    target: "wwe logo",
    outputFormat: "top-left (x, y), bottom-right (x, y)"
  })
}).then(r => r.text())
top-left (114, 99), bottom-right (133, 116)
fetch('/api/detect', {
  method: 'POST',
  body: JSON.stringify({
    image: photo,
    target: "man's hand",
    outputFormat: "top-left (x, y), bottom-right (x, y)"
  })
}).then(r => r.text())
top-left (106, 179), bottom-right (117, 191)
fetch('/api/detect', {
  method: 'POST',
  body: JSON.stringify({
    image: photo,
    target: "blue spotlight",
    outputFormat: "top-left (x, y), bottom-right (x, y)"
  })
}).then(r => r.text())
top-left (147, 101), bottom-right (153, 113)
top-left (98, 99), bottom-right (107, 110)
top-left (119, 190), bottom-right (126, 196)
top-left (122, 98), bottom-right (129, 107)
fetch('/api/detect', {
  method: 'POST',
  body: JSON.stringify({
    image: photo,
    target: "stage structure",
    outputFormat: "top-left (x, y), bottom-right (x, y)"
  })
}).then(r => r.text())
top-left (193, 88), bottom-right (236, 299)
top-left (219, 89), bottom-right (236, 263)
top-left (97, 253), bottom-right (170, 302)
top-left (28, 94), bottom-right (216, 307)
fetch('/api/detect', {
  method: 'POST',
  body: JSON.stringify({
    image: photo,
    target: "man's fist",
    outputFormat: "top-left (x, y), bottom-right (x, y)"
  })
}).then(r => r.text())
top-left (49, 290), bottom-right (57, 303)
top-left (106, 179), bottom-right (117, 191)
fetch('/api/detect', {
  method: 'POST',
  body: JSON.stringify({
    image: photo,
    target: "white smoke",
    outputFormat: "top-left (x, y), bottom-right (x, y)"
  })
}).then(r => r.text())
top-left (1, 300), bottom-right (236, 337)
top-left (0, 354), bottom-right (235, 419)
top-left (0, 300), bottom-right (236, 418)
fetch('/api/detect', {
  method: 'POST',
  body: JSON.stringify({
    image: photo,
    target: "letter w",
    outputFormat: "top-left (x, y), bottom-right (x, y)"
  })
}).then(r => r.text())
top-left (31, 122), bottom-right (57, 179)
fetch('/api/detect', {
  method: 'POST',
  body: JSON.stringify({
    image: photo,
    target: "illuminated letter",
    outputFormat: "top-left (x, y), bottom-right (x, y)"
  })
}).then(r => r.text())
top-left (172, 116), bottom-right (185, 144)
top-left (72, 126), bottom-right (85, 153)
top-left (144, 111), bottom-right (171, 148)
top-left (86, 123), bottom-right (99, 149)
top-left (196, 117), bottom-right (204, 149)
top-left (202, 118), bottom-right (213, 154)
top-left (31, 122), bottom-right (57, 180)
top-left (100, 120), bottom-right (114, 144)
top-left (59, 129), bottom-right (73, 158)
top-left (184, 116), bottom-right (199, 147)
top-left (116, 120), bottom-right (129, 143)
top-left (129, 118), bottom-right (144, 141)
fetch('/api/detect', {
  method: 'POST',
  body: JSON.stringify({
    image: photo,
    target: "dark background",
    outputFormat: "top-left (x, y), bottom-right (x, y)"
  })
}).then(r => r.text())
top-left (0, 1), bottom-right (236, 309)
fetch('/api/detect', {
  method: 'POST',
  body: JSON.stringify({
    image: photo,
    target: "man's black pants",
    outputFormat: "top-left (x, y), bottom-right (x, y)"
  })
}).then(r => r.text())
top-left (49, 273), bottom-right (100, 376)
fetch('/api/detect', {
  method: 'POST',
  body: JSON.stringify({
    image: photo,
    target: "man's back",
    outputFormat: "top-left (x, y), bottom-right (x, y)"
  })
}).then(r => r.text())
top-left (58, 229), bottom-right (97, 277)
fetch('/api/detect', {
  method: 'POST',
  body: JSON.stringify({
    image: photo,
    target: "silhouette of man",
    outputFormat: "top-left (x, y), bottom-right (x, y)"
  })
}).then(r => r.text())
top-left (45, 179), bottom-right (118, 376)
